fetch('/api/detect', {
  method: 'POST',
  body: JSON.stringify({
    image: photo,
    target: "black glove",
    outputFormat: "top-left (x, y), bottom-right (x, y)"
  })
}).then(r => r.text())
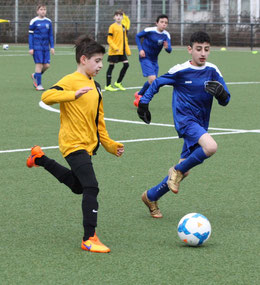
top-left (205, 81), bottom-right (228, 101)
top-left (137, 103), bottom-right (151, 124)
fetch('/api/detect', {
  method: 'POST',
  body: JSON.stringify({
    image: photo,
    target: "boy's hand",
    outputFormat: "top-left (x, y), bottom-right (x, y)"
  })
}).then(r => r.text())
top-left (75, 87), bottom-right (93, 99)
top-left (139, 50), bottom-right (146, 58)
top-left (50, 48), bottom-right (55, 55)
top-left (116, 146), bottom-right (124, 157)
top-left (204, 81), bottom-right (228, 101)
top-left (29, 49), bottom-right (34, 55)
top-left (163, 41), bottom-right (168, 49)
top-left (137, 103), bottom-right (151, 124)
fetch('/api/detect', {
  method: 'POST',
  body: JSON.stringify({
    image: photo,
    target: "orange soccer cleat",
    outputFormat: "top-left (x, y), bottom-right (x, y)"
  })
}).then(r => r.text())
top-left (133, 92), bottom-right (142, 107)
top-left (26, 145), bottom-right (45, 168)
top-left (81, 233), bottom-right (111, 253)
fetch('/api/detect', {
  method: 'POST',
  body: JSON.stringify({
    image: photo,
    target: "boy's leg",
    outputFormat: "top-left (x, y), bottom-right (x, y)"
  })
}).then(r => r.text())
top-left (168, 126), bottom-right (216, 193)
top-left (142, 176), bottom-right (170, 218)
top-left (106, 63), bottom-right (114, 86)
top-left (116, 61), bottom-right (129, 85)
top-left (65, 150), bottom-right (99, 241)
top-left (27, 146), bottom-right (83, 194)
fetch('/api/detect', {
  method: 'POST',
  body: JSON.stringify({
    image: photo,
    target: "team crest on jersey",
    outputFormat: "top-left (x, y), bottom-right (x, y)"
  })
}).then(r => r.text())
top-left (157, 39), bottom-right (163, 46)
top-left (45, 24), bottom-right (49, 29)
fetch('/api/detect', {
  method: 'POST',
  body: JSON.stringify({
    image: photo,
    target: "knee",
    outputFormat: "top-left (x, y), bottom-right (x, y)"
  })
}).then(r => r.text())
top-left (44, 64), bottom-right (50, 70)
top-left (204, 141), bottom-right (218, 156)
top-left (148, 77), bottom-right (156, 84)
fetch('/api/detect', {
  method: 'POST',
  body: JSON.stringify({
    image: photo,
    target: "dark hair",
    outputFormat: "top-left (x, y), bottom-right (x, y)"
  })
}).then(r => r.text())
top-left (190, 31), bottom-right (211, 47)
top-left (37, 3), bottom-right (46, 10)
top-left (74, 35), bottom-right (105, 63)
top-left (156, 14), bottom-right (168, 23)
top-left (114, 9), bottom-right (124, 16)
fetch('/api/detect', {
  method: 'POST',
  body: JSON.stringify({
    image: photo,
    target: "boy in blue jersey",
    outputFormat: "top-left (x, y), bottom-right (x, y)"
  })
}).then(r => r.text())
top-left (29, 4), bottom-right (55, 91)
top-left (137, 31), bottom-right (231, 218)
top-left (134, 14), bottom-right (172, 107)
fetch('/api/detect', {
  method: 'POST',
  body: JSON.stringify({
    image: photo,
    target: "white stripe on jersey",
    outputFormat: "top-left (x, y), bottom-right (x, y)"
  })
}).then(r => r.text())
top-left (168, 61), bottom-right (223, 77)
top-left (144, 26), bottom-right (171, 39)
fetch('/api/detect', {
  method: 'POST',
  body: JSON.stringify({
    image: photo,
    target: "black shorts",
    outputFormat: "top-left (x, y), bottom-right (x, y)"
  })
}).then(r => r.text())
top-left (107, 54), bottom-right (128, 63)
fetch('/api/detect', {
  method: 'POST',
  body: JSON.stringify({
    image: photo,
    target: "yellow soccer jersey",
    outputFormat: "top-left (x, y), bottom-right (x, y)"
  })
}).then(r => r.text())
top-left (42, 71), bottom-right (123, 157)
top-left (107, 22), bottom-right (131, 56)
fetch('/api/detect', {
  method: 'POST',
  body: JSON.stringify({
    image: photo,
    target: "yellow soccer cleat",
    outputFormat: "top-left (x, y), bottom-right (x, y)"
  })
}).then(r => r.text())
top-left (81, 233), bottom-right (111, 253)
top-left (105, 85), bottom-right (117, 92)
top-left (114, 81), bottom-right (126, 91)
top-left (142, 191), bottom-right (163, 218)
top-left (167, 167), bottom-right (184, 194)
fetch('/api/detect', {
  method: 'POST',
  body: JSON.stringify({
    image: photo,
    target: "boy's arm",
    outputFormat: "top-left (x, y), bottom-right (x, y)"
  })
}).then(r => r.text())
top-left (49, 20), bottom-right (54, 49)
top-left (42, 78), bottom-right (76, 105)
top-left (107, 25), bottom-right (119, 51)
top-left (138, 73), bottom-right (176, 124)
top-left (140, 72), bottom-right (176, 104)
top-left (164, 36), bottom-right (172, 53)
top-left (28, 21), bottom-right (35, 50)
top-left (98, 101), bottom-right (124, 156)
top-left (135, 30), bottom-right (146, 51)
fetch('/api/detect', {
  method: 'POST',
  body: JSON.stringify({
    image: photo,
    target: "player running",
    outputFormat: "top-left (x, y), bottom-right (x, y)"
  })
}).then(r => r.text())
top-left (137, 31), bottom-right (231, 218)
top-left (29, 4), bottom-right (55, 91)
top-left (134, 14), bottom-right (172, 106)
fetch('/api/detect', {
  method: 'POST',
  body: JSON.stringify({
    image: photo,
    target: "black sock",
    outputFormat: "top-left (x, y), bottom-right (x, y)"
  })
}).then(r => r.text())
top-left (106, 64), bottom-right (114, 86)
top-left (117, 62), bottom-right (129, 83)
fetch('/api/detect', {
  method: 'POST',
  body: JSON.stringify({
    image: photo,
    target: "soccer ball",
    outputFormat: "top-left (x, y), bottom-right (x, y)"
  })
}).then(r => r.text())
top-left (3, 44), bottom-right (9, 50)
top-left (177, 213), bottom-right (211, 246)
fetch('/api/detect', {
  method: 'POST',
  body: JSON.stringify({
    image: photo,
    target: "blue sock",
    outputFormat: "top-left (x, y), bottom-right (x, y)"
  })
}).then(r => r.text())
top-left (175, 146), bottom-right (208, 174)
top-left (147, 176), bottom-right (170, 201)
top-left (35, 72), bottom-right (42, 85)
top-left (138, 81), bottom-right (150, 95)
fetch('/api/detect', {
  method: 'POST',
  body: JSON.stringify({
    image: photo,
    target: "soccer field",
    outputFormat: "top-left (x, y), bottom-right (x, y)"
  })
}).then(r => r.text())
top-left (0, 45), bottom-right (259, 285)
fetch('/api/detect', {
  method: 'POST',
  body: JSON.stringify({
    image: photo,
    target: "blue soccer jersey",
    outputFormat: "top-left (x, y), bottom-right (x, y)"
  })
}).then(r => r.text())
top-left (29, 17), bottom-right (54, 51)
top-left (140, 61), bottom-right (231, 137)
top-left (136, 27), bottom-right (172, 62)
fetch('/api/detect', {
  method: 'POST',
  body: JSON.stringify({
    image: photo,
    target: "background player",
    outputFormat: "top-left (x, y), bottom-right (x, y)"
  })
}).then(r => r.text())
top-left (29, 4), bottom-right (55, 91)
top-left (134, 14), bottom-right (172, 106)
top-left (105, 9), bottom-right (131, 92)
top-left (26, 35), bottom-right (124, 253)
top-left (137, 31), bottom-right (231, 218)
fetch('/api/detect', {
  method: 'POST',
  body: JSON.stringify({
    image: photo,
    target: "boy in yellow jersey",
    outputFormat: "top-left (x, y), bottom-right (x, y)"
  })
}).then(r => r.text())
top-left (105, 9), bottom-right (131, 92)
top-left (26, 35), bottom-right (124, 253)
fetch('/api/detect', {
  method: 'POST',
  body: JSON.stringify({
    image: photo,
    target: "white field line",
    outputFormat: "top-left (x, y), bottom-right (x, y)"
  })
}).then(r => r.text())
top-left (0, 129), bottom-right (258, 154)
top-left (1, 83), bottom-right (259, 154)
top-left (39, 101), bottom-right (259, 133)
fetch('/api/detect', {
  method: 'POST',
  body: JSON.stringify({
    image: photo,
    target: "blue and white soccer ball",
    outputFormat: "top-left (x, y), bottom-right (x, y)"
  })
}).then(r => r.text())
top-left (177, 213), bottom-right (211, 246)
top-left (3, 44), bottom-right (9, 50)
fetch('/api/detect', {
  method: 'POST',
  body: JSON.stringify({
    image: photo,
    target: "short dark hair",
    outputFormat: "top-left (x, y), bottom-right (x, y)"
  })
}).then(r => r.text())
top-left (74, 35), bottom-right (105, 63)
top-left (156, 14), bottom-right (168, 23)
top-left (190, 31), bottom-right (211, 47)
top-left (114, 9), bottom-right (124, 16)
top-left (37, 3), bottom-right (46, 10)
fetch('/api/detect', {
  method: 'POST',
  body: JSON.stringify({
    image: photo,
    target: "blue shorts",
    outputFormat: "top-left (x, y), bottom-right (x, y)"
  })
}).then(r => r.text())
top-left (33, 50), bottom-right (50, 64)
top-left (180, 122), bottom-right (207, 158)
top-left (140, 58), bottom-right (158, 77)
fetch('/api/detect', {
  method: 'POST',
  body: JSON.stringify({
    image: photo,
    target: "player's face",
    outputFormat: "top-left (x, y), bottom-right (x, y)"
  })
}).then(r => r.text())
top-left (156, 18), bottom-right (168, 32)
top-left (188, 42), bottom-right (210, 67)
top-left (82, 53), bottom-right (104, 77)
top-left (37, 6), bottom-right (47, 18)
top-left (114, 14), bottom-right (123, 24)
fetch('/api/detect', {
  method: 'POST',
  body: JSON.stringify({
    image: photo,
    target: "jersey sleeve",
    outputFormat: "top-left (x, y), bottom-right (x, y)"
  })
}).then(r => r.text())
top-left (28, 20), bottom-right (35, 50)
top-left (41, 78), bottom-right (76, 105)
top-left (98, 99), bottom-right (124, 155)
top-left (48, 20), bottom-right (54, 48)
top-left (107, 24), bottom-right (118, 51)
top-left (213, 69), bottom-right (231, 106)
top-left (135, 30), bottom-right (146, 51)
top-left (140, 72), bottom-right (176, 104)
top-left (165, 34), bottom-right (172, 53)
